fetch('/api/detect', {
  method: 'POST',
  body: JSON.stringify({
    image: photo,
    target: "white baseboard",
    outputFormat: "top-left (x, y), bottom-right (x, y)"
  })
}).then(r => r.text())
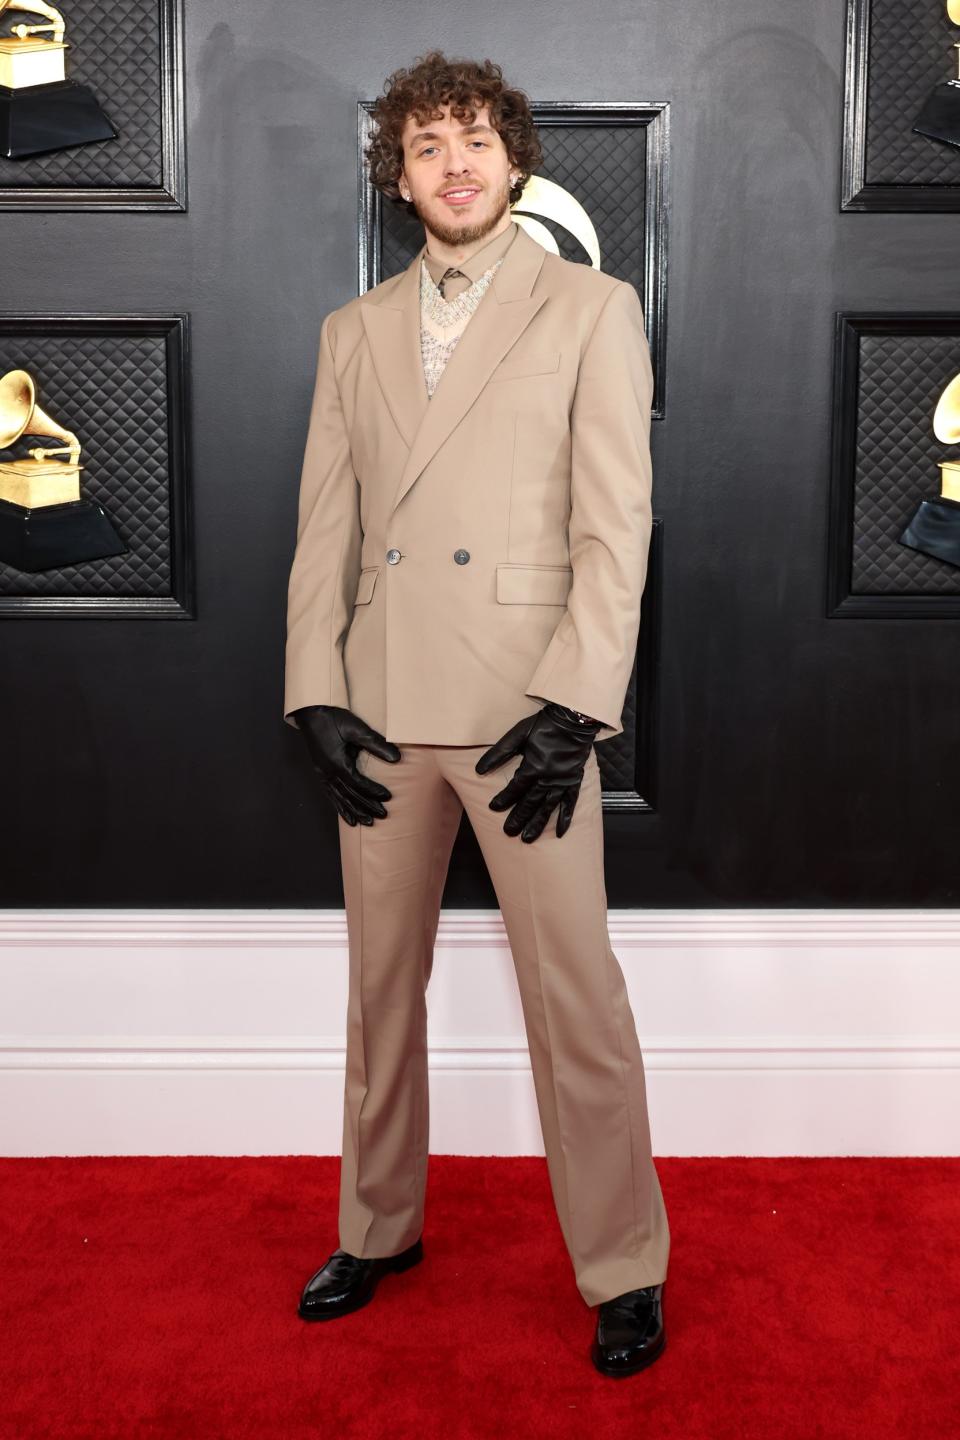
top-left (1, 908), bottom-right (958, 1157)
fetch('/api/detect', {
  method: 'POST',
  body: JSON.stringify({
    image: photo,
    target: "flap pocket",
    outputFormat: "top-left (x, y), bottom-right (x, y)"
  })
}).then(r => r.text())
top-left (488, 348), bottom-right (561, 383)
top-left (496, 563), bottom-right (573, 605)
top-left (354, 566), bottom-right (380, 605)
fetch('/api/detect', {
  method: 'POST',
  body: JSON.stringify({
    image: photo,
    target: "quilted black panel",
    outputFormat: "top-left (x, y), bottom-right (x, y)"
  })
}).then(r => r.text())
top-left (364, 113), bottom-right (661, 800)
top-left (602, 652), bottom-right (640, 794)
top-left (865, 0), bottom-right (960, 185)
top-left (0, 0), bottom-right (161, 188)
top-left (374, 120), bottom-right (656, 801)
top-left (853, 332), bottom-right (960, 592)
top-left (0, 329), bottom-right (175, 596)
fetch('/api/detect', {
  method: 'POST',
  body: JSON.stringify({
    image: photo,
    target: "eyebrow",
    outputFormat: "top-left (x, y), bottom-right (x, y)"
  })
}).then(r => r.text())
top-left (407, 123), bottom-right (496, 148)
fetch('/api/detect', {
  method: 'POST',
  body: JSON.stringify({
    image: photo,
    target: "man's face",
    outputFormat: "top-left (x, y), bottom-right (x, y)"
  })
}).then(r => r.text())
top-left (398, 101), bottom-right (515, 248)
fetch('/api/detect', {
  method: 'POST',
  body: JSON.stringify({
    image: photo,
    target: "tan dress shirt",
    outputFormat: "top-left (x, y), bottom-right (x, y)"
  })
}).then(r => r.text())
top-left (418, 223), bottom-right (519, 398)
top-left (421, 219), bottom-right (518, 298)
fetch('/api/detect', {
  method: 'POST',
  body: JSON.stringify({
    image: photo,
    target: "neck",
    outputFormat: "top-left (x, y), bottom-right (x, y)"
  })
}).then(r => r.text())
top-left (422, 214), bottom-right (513, 270)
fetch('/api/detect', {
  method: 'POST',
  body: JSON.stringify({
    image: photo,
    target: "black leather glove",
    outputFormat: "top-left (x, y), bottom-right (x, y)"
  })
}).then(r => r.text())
top-left (292, 704), bottom-right (401, 826)
top-left (474, 702), bottom-right (602, 842)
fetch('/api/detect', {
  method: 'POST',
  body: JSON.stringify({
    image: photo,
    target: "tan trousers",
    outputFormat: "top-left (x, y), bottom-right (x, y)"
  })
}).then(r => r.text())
top-left (335, 740), bottom-right (670, 1307)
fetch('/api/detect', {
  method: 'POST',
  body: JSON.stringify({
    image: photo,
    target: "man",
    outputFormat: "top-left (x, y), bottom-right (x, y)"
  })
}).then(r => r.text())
top-left (283, 50), bottom-right (669, 1377)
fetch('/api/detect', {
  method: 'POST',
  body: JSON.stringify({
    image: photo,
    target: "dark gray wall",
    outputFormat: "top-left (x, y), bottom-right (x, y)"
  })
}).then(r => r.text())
top-left (4, 2), bottom-right (959, 906)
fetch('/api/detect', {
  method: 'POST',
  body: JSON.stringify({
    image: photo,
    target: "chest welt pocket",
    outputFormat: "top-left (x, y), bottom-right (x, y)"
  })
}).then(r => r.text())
top-left (487, 348), bottom-right (561, 383)
top-left (353, 565), bottom-right (380, 605)
top-left (496, 563), bottom-right (573, 605)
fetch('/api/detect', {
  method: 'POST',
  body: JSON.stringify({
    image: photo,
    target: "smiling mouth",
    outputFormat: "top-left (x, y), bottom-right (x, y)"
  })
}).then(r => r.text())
top-left (441, 188), bottom-right (481, 203)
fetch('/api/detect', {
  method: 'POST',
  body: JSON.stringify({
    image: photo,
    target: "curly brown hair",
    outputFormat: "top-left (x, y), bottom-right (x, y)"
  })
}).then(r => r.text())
top-left (364, 50), bottom-right (542, 217)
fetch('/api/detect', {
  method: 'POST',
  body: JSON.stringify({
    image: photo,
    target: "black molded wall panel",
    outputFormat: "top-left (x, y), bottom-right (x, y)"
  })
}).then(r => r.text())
top-left (2, 1), bottom-right (959, 906)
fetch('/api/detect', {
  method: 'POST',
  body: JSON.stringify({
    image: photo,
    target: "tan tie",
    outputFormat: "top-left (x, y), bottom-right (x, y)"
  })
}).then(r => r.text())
top-left (438, 267), bottom-right (469, 300)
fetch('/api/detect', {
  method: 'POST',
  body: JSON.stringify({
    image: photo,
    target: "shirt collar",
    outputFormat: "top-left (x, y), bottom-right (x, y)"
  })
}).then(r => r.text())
top-left (421, 220), bottom-right (518, 288)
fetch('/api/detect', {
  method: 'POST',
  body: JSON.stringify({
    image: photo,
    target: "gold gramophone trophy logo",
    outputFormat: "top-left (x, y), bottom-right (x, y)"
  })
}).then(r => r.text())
top-left (0, 1), bottom-right (116, 159)
top-left (0, 368), bottom-right (126, 571)
top-left (510, 175), bottom-right (603, 269)
top-left (899, 372), bottom-right (960, 568)
top-left (913, 0), bottom-right (960, 149)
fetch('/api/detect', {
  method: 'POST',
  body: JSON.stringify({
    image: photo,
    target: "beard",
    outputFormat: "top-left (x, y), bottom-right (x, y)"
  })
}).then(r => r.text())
top-left (413, 173), bottom-right (513, 248)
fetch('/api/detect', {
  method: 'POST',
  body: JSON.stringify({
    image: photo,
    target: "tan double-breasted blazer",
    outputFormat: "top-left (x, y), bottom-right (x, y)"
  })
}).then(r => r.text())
top-left (283, 221), bottom-right (654, 744)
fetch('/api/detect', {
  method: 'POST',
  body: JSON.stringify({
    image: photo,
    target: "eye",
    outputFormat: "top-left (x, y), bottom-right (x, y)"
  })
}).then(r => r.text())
top-left (417, 140), bottom-right (488, 157)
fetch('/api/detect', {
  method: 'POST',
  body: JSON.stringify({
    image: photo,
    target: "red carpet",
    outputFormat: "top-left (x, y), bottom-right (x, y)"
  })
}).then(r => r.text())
top-left (1, 1156), bottom-right (957, 1439)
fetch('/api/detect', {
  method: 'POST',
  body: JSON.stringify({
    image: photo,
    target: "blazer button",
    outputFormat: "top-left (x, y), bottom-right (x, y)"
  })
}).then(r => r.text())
top-left (386, 548), bottom-right (401, 564)
top-left (453, 549), bottom-right (470, 565)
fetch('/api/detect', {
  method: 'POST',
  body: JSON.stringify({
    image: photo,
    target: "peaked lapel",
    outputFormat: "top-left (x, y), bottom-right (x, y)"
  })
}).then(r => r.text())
top-left (359, 223), bottom-right (549, 515)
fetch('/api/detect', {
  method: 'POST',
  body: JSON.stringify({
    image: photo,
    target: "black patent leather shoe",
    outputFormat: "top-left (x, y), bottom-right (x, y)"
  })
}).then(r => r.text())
top-left (590, 1282), bottom-right (666, 1377)
top-left (297, 1237), bottom-right (423, 1321)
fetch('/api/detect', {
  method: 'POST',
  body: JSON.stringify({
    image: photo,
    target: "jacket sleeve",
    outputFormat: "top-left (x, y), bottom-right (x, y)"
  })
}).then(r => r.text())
top-left (283, 311), bottom-right (362, 727)
top-left (523, 280), bottom-right (654, 741)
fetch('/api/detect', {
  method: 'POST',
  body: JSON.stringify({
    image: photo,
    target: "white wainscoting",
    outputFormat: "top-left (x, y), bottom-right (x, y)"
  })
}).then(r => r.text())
top-left (1, 909), bottom-right (958, 1157)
